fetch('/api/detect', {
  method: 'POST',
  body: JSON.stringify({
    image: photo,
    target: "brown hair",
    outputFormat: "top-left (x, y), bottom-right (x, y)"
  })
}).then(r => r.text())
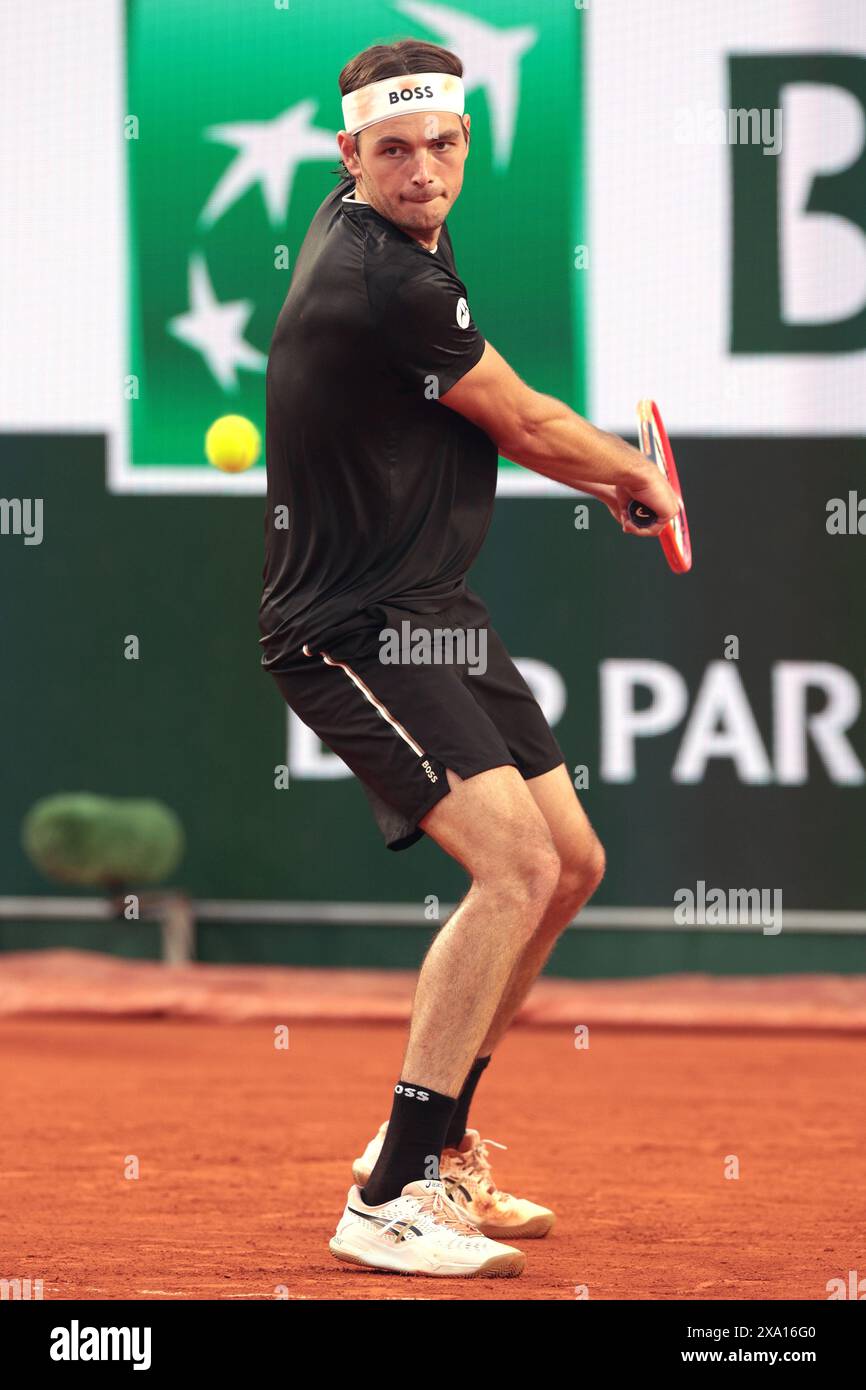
top-left (335, 39), bottom-right (466, 183)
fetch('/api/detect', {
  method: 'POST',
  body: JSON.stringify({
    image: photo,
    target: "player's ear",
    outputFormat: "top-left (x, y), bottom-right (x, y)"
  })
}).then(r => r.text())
top-left (336, 130), bottom-right (361, 175)
top-left (461, 114), bottom-right (471, 153)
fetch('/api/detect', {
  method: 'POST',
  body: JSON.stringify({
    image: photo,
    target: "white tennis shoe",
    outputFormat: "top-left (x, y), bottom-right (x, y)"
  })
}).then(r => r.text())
top-left (329, 1178), bottom-right (525, 1277)
top-left (352, 1124), bottom-right (555, 1239)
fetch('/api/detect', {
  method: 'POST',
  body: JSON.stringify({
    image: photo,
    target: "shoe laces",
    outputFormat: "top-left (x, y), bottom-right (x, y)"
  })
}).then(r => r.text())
top-left (409, 1185), bottom-right (483, 1239)
top-left (453, 1136), bottom-right (508, 1197)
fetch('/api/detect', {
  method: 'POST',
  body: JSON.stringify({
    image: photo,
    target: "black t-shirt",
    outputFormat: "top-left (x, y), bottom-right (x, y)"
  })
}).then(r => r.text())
top-left (258, 179), bottom-right (498, 671)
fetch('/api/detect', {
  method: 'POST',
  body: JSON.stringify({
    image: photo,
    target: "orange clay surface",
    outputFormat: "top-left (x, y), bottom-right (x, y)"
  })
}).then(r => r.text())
top-left (2, 1017), bottom-right (864, 1301)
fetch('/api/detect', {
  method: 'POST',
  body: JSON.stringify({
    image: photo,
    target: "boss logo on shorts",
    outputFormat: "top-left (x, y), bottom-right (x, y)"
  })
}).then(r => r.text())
top-left (421, 759), bottom-right (439, 784)
top-left (388, 83), bottom-right (435, 106)
top-left (395, 1084), bottom-right (430, 1101)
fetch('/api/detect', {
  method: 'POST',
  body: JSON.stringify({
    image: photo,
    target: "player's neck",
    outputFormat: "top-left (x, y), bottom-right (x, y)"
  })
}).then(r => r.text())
top-left (350, 186), bottom-right (439, 255)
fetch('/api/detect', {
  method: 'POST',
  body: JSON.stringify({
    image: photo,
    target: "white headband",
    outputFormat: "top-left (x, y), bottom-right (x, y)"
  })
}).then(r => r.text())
top-left (341, 71), bottom-right (465, 136)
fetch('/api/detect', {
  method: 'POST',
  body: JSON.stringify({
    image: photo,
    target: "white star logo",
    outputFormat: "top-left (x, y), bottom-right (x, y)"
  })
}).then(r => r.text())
top-left (396, 0), bottom-right (537, 171)
top-left (168, 254), bottom-right (267, 391)
top-left (200, 100), bottom-right (337, 228)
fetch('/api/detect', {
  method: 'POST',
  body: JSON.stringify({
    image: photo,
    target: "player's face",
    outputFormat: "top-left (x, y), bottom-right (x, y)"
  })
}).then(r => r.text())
top-left (342, 112), bottom-right (470, 244)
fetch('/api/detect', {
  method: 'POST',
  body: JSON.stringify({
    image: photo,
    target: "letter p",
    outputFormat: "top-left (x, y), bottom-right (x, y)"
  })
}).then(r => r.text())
top-left (600, 659), bottom-right (689, 781)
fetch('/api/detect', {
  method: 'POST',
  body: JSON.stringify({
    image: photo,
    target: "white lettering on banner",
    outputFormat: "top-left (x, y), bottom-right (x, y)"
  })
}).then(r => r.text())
top-left (673, 663), bottom-right (773, 784)
top-left (286, 659), bottom-right (864, 788)
top-left (599, 660), bottom-right (689, 781)
top-left (773, 663), bottom-right (864, 785)
top-left (601, 659), bottom-right (865, 785)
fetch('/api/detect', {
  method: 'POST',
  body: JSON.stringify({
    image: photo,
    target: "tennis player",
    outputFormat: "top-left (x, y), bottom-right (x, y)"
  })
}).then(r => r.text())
top-left (259, 39), bottom-right (677, 1278)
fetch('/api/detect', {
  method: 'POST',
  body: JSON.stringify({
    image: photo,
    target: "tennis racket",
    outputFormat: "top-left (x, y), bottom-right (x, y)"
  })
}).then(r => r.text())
top-left (626, 399), bottom-right (692, 574)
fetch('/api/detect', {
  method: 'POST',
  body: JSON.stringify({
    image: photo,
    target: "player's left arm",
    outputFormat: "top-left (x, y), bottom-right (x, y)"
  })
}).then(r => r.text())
top-left (441, 341), bottom-right (677, 534)
top-left (378, 272), bottom-right (674, 532)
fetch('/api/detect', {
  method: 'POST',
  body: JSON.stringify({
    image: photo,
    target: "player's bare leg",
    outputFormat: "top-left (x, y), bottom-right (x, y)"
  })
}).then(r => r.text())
top-left (399, 765), bottom-right (562, 1094)
top-left (354, 764), bottom-right (599, 1240)
top-left (475, 763), bottom-right (606, 1055)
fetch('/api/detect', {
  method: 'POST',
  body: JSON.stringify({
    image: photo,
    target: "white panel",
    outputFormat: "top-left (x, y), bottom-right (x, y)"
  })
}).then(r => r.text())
top-left (588, 0), bottom-right (866, 435)
top-left (0, 0), bottom-right (125, 434)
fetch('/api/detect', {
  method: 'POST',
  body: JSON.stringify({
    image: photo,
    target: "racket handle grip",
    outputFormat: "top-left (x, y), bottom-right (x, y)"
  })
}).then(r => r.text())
top-left (627, 499), bottom-right (657, 528)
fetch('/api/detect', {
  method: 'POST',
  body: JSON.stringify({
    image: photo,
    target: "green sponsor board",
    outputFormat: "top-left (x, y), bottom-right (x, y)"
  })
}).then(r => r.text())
top-left (3, 434), bottom-right (865, 976)
top-left (121, 0), bottom-right (584, 493)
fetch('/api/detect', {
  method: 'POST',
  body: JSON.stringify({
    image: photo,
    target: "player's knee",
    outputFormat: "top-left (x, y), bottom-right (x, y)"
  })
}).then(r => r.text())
top-left (494, 834), bottom-right (561, 910)
top-left (558, 836), bottom-right (606, 908)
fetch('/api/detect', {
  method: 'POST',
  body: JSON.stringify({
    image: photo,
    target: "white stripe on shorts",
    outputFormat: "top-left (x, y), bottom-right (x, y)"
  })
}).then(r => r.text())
top-left (303, 642), bottom-right (425, 758)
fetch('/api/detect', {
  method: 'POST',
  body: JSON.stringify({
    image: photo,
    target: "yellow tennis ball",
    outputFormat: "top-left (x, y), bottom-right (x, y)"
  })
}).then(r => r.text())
top-left (204, 415), bottom-right (261, 473)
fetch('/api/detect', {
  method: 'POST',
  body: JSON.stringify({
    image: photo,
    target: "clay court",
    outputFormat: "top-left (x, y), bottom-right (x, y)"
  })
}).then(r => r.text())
top-left (3, 0), bottom-right (864, 1315)
top-left (3, 957), bottom-right (864, 1301)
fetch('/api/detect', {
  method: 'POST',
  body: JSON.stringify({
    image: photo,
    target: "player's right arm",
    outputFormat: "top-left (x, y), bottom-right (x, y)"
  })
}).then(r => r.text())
top-left (441, 341), bottom-right (678, 533)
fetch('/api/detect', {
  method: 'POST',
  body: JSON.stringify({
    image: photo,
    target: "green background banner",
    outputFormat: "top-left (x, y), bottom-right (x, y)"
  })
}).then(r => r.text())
top-left (124, 0), bottom-right (584, 488)
top-left (2, 433), bottom-right (864, 971)
top-left (3, 1), bottom-right (863, 975)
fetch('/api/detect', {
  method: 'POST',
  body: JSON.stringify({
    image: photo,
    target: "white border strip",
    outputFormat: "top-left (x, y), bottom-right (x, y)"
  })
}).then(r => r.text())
top-left (2, 898), bottom-right (863, 933)
top-left (1, 900), bottom-right (861, 934)
top-left (189, 902), bottom-right (866, 934)
top-left (105, 454), bottom-right (572, 496)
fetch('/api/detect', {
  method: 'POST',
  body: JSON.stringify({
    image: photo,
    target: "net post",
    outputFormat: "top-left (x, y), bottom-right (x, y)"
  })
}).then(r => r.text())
top-left (159, 892), bottom-right (195, 965)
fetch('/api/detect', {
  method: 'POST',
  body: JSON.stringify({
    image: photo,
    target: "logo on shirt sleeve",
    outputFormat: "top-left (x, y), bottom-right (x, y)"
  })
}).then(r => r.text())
top-left (455, 297), bottom-right (471, 329)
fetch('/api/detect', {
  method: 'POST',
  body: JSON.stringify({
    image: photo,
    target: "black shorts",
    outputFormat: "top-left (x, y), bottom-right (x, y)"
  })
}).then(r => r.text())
top-left (269, 588), bottom-right (565, 851)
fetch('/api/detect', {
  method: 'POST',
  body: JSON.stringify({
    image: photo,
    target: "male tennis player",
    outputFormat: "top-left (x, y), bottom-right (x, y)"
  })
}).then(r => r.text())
top-left (259, 39), bottom-right (677, 1277)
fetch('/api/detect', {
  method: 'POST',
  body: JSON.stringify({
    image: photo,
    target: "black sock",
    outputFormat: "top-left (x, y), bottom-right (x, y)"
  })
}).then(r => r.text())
top-left (443, 1054), bottom-right (491, 1150)
top-left (361, 1081), bottom-right (456, 1206)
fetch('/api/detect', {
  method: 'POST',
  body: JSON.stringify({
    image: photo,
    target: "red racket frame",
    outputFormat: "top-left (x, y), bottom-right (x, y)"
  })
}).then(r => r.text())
top-left (636, 398), bottom-right (692, 574)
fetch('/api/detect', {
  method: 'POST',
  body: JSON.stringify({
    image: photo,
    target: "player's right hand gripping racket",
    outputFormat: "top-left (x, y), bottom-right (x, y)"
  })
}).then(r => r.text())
top-left (626, 399), bottom-right (692, 574)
